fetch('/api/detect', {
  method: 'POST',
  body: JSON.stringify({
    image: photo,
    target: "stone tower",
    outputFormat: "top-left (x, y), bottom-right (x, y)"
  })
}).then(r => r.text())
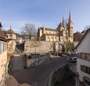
top-left (67, 12), bottom-right (73, 41)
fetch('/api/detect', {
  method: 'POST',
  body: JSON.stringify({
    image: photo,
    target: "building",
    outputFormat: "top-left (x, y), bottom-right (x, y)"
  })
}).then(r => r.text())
top-left (37, 12), bottom-right (73, 42)
top-left (0, 22), bottom-right (8, 86)
top-left (76, 29), bottom-right (90, 86)
top-left (6, 26), bottom-right (16, 53)
top-left (74, 30), bottom-right (86, 42)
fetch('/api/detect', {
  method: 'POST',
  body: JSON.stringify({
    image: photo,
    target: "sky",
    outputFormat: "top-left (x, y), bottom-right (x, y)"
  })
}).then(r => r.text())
top-left (0, 0), bottom-right (90, 34)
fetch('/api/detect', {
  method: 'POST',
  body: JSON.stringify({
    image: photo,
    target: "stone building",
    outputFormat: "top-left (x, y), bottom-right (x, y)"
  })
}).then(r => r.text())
top-left (6, 26), bottom-right (16, 53)
top-left (74, 30), bottom-right (86, 42)
top-left (37, 12), bottom-right (73, 42)
top-left (0, 22), bottom-right (8, 86)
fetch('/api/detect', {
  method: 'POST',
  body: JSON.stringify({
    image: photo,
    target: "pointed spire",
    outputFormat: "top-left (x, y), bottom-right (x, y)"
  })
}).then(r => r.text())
top-left (62, 16), bottom-right (65, 27)
top-left (10, 25), bottom-right (11, 29)
top-left (69, 11), bottom-right (72, 23)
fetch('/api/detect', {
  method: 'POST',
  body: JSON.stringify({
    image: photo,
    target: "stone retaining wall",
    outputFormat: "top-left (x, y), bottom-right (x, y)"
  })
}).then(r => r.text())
top-left (24, 41), bottom-right (54, 54)
top-left (25, 53), bottom-right (50, 68)
top-left (24, 41), bottom-right (79, 54)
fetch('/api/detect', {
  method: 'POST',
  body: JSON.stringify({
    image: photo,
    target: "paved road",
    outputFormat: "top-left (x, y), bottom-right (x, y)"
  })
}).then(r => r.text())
top-left (10, 55), bottom-right (68, 86)
top-left (11, 55), bottom-right (24, 72)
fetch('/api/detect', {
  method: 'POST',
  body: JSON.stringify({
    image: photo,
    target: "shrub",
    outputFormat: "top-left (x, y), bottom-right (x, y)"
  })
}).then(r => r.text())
top-left (28, 55), bottom-right (32, 59)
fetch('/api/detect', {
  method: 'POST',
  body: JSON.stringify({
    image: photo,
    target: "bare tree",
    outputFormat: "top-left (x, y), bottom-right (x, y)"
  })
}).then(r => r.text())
top-left (30, 36), bottom-right (41, 54)
top-left (21, 23), bottom-right (36, 40)
top-left (84, 25), bottom-right (90, 30)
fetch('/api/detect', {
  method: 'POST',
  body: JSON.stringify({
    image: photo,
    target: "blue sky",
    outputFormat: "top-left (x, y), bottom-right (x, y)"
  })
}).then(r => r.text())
top-left (0, 0), bottom-right (90, 33)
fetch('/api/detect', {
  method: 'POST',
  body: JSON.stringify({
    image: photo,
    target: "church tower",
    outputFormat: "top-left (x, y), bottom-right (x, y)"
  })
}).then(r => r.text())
top-left (67, 12), bottom-right (73, 42)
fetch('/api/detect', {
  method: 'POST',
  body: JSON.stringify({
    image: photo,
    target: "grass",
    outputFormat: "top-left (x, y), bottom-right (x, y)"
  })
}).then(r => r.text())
top-left (31, 53), bottom-right (40, 55)
top-left (28, 55), bottom-right (32, 59)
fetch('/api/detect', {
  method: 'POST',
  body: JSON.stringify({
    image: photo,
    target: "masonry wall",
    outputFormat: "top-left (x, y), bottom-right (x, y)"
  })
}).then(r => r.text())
top-left (24, 41), bottom-right (79, 54)
top-left (24, 41), bottom-right (54, 54)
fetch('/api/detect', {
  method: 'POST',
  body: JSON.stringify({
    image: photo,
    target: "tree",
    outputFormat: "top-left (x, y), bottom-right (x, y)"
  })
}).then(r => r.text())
top-left (21, 23), bottom-right (36, 40)
top-left (30, 36), bottom-right (41, 54)
top-left (65, 41), bottom-right (74, 52)
top-left (84, 25), bottom-right (90, 30)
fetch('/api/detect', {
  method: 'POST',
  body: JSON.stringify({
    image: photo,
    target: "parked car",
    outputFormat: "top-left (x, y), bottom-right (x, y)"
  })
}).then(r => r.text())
top-left (58, 53), bottom-right (63, 56)
top-left (70, 57), bottom-right (77, 62)
top-left (68, 52), bottom-right (71, 55)
top-left (71, 51), bottom-right (74, 55)
top-left (50, 51), bottom-right (55, 55)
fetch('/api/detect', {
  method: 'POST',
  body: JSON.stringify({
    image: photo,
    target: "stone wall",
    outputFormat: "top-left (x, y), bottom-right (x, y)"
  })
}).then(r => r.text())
top-left (26, 53), bottom-right (50, 68)
top-left (24, 41), bottom-right (54, 54)
top-left (24, 41), bottom-right (79, 54)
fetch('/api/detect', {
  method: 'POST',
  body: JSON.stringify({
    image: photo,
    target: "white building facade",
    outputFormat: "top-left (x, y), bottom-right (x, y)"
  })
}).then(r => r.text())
top-left (76, 29), bottom-right (90, 86)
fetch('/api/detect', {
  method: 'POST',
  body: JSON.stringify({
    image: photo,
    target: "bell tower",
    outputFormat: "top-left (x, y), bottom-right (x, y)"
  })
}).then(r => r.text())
top-left (67, 12), bottom-right (73, 41)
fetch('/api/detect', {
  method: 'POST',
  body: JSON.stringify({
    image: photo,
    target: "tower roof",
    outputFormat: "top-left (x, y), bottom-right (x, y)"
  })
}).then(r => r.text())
top-left (69, 11), bottom-right (72, 23)
top-left (59, 23), bottom-right (63, 27)
top-left (7, 26), bottom-right (15, 34)
top-left (62, 16), bottom-right (65, 27)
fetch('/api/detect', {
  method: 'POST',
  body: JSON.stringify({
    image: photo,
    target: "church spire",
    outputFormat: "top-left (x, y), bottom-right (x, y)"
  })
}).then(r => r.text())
top-left (69, 11), bottom-right (72, 23)
top-left (10, 25), bottom-right (11, 29)
top-left (62, 16), bottom-right (65, 27)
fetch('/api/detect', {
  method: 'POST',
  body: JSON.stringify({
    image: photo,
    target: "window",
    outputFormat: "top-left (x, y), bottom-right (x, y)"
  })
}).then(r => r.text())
top-left (0, 42), bottom-right (2, 54)
top-left (85, 67), bottom-right (88, 73)
top-left (10, 34), bottom-right (12, 37)
top-left (3, 43), bottom-right (4, 52)
top-left (81, 65), bottom-right (84, 72)
top-left (81, 53), bottom-right (90, 61)
top-left (84, 77), bottom-right (90, 86)
top-left (81, 65), bottom-right (90, 75)
top-left (89, 68), bottom-right (90, 74)
top-left (85, 55), bottom-right (88, 60)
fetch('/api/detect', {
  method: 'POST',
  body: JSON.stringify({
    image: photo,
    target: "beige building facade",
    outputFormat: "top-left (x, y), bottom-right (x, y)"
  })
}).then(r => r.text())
top-left (6, 26), bottom-right (16, 53)
top-left (38, 12), bottom-right (73, 42)
top-left (0, 22), bottom-right (8, 86)
top-left (76, 29), bottom-right (90, 86)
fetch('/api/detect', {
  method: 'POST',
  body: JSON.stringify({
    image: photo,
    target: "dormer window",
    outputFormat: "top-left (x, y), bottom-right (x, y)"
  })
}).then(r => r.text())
top-left (10, 34), bottom-right (12, 37)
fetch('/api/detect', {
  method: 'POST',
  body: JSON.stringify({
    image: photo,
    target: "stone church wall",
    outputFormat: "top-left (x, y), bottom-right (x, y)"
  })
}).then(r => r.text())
top-left (24, 41), bottom-right (54, 54)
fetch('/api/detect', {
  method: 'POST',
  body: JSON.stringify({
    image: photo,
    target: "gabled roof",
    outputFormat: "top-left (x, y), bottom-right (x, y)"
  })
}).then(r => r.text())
top-left (75, 28), bottom-right (90, 49)
top-left (40, 27), bottom-right (57, 31)
top-left (0, 29), bottom-right (7, 42)
top-left (7, 28), bottom-right (15, 34)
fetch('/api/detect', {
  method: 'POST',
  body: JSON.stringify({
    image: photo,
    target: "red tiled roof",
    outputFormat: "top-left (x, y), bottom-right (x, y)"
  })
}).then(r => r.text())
top-left (7, 28), bottom-right (15, 34)
top-left (0, 22), bottom-right (7, 42)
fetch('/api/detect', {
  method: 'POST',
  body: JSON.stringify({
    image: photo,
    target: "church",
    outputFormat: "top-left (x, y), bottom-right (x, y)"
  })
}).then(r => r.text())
top-left (37, 12), bottom-right (73, 42)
